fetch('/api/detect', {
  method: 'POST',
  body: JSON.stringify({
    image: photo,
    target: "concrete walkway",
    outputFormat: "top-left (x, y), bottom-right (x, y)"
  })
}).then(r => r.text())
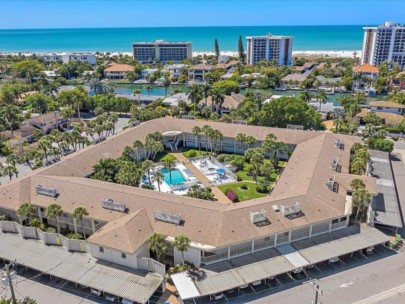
top-left (171, 152), bottom-right (232, 203)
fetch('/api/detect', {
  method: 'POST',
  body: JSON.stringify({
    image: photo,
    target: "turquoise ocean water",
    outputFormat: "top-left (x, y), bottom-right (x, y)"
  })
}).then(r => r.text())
top-left (0, 26), bottom-right (364, 53)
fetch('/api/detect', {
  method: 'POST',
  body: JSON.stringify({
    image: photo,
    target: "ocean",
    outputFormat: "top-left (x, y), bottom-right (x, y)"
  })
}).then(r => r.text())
top-left (0, 25), bottom-right (364, 53)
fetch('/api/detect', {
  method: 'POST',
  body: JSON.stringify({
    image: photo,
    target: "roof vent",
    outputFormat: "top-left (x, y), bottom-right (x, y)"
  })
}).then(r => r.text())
top-left (287, 124), bottom-right (304, 130)
top-left (335, 138), bottom-right (344, 149)
top-left (330, 157), bottom-right (339, 171)
top-left (326, 175), bottom-right (338, 192)
top-left (280, 202), bottom-right (304, 219)
top-left (35, 185), bottom-right (58, 198)
top-left (272, 205), bottom-right (280, 212)
top-left (154, 209), bottom-right (184, 225)
top-left (101, 199), bottom-right (127, 213)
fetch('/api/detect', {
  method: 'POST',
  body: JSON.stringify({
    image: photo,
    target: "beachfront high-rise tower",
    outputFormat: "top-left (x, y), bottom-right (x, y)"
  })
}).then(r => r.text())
top-left (132, 40), bottom-right (192, 63)
top-left (246, 34), bottom-right (293, 66)
top-left (361, 21), bottom-right (405, 69)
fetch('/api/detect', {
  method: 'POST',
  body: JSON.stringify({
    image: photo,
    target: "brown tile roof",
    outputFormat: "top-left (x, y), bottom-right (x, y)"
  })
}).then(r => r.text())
top-left (104, 63), bottom-right (134, 72)
top-left (369, 101), bottom-right (405, 109)
top-left (353, 64), bottom-right (379, 74)
top-left (357, 109), bottom-right (404, 126)
top-left (198, 93), bottom-right (245, 111)
top-left (87, 209), bottom-right (153, 253)
top-left (282, 73), bottom-right (309, 82)
top-left (0, 117), bottom-right (376, 248)
top-left (189, 63), bottom-right (214, 71)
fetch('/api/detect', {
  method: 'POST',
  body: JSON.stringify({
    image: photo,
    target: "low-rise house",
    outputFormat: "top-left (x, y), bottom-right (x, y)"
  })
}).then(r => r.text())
top-left (293, 62), bottom-right (315, 73)
top-left (369, 101), bottom-right (405, 115)
top-left (115, 93), bottom-right (161, 105)
top-left (356, 108), bottom-right (405, 126)
top-left (104, 63), bottom-right (134, 80)
top-left (281, 73), bottom-right (309, 88)
top-left (43, 70), bottom-right (60, 80)
top-left (389, 71), bottom-right (405, 90)
top-left (352, 64), bottom-right (379, 92)
top-left (162, 93), bottom-right (191, 107)
top-left (141, 68), bottom-right (159, 79)
top-left (38, 52), bottom-right (96, 65)
top-left (24, 112), bottom-right (69, 134)
top-left (164, 64), bottom-right (185, 78)
top-left (199, 92), bottom-right (245, 114)
top-left (315, 75), bottom-right (343, 91)
top-left (188, 63), bottom-right (214, 82)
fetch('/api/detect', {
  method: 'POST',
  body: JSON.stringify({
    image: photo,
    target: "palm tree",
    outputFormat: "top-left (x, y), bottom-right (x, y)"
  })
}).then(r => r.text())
top-left (133, 140), bottom-right (144, 162)
top-left (145, 84), bottom-right (153, 96)
top-left (133, 88), bottom-right (142, 105)
top-left (173, 234), bottom-right (190, 266)
top-left (202, 125), bottom-right (213, 153)
top-left (45, 203), bottom-right (63, 233)
top-left (201, 83), bottom-right (211, 106)
top-left (192, 126), bottom-right (202, 152)
top-left (2, 163), bottom-right (18, 180)
top-left (154, 171), bottom-right (164, 192)
top-left (17, 202), bottom-right (37, 224)
top-left (316, 89), bottom-right (328, 111)
top-left (0, 104), bottom-right (23, 138)
top-left (72, 206), bottom-right (89, 239)
top-left (187, 84), bottom-right (201, 107)
top-left (164, 159), bottom-right (175, 184)
top-left (142, 160), bottom-right (155, 185)
top-left (147, 232), bottom-right (167, 263)
top-left (299, 90), bottom-right (313, 102)
top-left (162, 77), bottom-right (171, 97)
top-left (353, 187), bottom-right (371, 223)
top-left (211, 88), bottom-right (225, 113)
top-left (350, 178), bottom-right (366, 192)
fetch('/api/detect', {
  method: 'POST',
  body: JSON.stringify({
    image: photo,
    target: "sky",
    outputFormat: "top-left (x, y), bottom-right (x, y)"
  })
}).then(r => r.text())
top-left (0, 0), bottom-right (405, 29)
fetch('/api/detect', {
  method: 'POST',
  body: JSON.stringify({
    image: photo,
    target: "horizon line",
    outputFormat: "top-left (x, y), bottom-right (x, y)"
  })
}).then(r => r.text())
top-left (0, 24), bottom-right (372, 31)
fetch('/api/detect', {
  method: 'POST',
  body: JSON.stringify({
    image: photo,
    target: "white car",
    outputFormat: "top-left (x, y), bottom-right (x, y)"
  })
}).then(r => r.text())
top-left (329, 257), bottom-right (339, 263)
top-left (251, 280), bottom-right (262, 286)
top-left (122, 298), bottom-right (134, 304)
top-left (105, 294), bottom-right (116, 302)
top-left (239, 284), bottom-right (249, 289)
top-left (365, 246), bottom-right (374, 255)
top-left (210, 293), bottom-right (225, 301)
top-left (292, 267), bottom-right (303, 274)
top-left (90, 289), bottom-right (101, 296)
top-left (267, 275), bottom-right (276, 280)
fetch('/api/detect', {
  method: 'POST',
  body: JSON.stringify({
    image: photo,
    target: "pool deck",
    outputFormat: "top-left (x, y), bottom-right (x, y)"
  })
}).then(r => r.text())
top-left (171, 152), bottom-right (233, 204)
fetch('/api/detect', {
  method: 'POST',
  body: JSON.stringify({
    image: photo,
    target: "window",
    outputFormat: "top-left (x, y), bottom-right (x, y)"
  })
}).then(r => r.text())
top-left (99, 247), bottom-right (104, 253)
top-left (332, 219), bottom-right (339, 224)
top-left (121, 253), bottom-right (126, 259)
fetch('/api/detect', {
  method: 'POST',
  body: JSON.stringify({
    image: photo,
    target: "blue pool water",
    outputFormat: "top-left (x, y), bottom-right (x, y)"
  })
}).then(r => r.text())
top-left (161, 169), bottom-right (186, 185)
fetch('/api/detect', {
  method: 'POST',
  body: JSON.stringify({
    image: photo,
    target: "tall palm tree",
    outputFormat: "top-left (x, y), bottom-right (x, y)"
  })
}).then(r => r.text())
top-left (173, 234), bottom-right (191, 266)
top-left (202, 125), bottom-right (213, 153)
top-left (192, 126), bottom-right (202, 152)
top-left (154, 171), bottom-right (164, 192)
top-left (162, 77), bottom-right (171, 97)
top-left (17, 202), bottom-right (37, 224)
top-left (164, 159), bottom-right (175, 184)
top-left (147, 232), bottom-right (167, 263)
top-left (142, 160), bottom-right (155, 185)
top-left (299, 90), bottom-right (313, 103)
top-left (211, 88), bottom-right (225, 113)
top-left (133, 140), bottom-right (144, 162)
top-left (0, 104), bottom-right (23, 138)
top-left (187, 84), bottom-right (201, 107)
top-left (133, 88), bottom-right (142, 105)
top-left (145, 84), bottom-right (153, 96)
top-left (2, 163), bottom-right (18, 180)
top-left (353, 187), bottom-right (371, 223)
top-left (72, 206), bottom-right (89, 239)
top-left (45, 203), bottom-right (63, 233)
top-left (316, 89), bottom-right (328, 111)
top-left (201, 83), bottom-right (211, 106)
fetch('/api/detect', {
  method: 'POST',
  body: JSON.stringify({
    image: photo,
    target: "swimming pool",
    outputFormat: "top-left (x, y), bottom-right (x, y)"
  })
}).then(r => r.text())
top-left (161, 168), bottom-right (186, 185)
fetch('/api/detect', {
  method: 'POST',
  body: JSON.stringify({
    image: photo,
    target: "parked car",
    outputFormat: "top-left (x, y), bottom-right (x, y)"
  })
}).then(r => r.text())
top-left (292, 267), bottom-right (304, 274)
top-left (90, 289), bottom-right (101, 296)
top-left (239, 284), bottom-right (249, 289)
top-left (105, 294), bottom-right (117, 302)
top-left (364, 246), bottom-right (374, 255)
top-left (267, 275), bottom-right (276, 280)
top-left (122, 298), bottom-right (134, 304)
top-left (306, 264), bottom-right (315, 270)
top-left (329, 257), bottom-right (339, 263)
top-left (210, 293), bottom-right (225, 301)
top-left (251, 280), bottom-right (262, 286)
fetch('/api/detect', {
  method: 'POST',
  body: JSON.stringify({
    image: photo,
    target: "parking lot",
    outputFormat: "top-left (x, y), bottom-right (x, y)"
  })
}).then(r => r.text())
top-left (182, 245), bottom-right (395, 304)
top-left (0, 262), bottom-right (163, 304)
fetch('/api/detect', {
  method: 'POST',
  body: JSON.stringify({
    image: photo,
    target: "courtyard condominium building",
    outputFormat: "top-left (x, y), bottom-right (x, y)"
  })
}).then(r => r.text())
top-left (246, 34), bottom-right (293, 66)
top-left (361, 21), bottom-right (405, 69)
top-left (132, 40), bottom-right (192, 63)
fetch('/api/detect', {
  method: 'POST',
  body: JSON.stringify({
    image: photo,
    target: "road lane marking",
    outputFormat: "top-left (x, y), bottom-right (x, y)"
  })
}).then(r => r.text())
top-left (352, 283), bottom-right (405, 304)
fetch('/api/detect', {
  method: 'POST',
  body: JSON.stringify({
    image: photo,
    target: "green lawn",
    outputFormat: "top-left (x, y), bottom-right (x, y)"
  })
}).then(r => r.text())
top-left (154, 152), bottom-right (176, 162)
top-left (182, 148), bottom-right (209, 158)
top-left (218, 182), bottom-right (267, 202)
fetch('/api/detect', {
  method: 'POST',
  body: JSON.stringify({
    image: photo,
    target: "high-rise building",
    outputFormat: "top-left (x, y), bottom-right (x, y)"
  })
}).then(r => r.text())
top-left (246, 34), bottom-right (293, 66)
top-left (361, 21), bottom-right (405, 69)
top-left (132, 40), bottom-right (192, 63)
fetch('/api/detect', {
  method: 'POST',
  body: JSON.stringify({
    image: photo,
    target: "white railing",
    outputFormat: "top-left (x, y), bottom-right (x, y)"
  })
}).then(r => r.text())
top-left (0, 221), bottom-right (87, 253)
top-left (169, 180), bottom-right (199, 191)
top-left (201, 252), bottom-right (228, 264)
top-left (137, 257), bottom-right (166, 277)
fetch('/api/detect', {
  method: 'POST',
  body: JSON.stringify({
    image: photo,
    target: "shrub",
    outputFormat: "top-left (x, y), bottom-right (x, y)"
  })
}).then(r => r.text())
top-left (188, 150), bottom-right (197, 158)
top-left (256, 184), bottom-right (269, 194)
top-left (224, 156), bottom-right (232, 162)
top-left (240, 184), bottom-right (248, 190)
top-left (237, 175), bottom-right (243, 182)
top-left (217, 154), bottom-right (226, 162)
top-left (226, 189), bottom-right (239, 202)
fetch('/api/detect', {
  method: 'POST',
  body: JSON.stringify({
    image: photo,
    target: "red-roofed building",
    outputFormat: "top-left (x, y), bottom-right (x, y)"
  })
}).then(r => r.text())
top-left (352, 64), bottom-right (379, 92)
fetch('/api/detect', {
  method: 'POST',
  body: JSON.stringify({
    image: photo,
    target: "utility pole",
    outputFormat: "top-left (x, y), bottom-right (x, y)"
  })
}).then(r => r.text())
top-left (4, 263), bottom-right (17, 304)
top-left (310, 280), bottom-right (322, 304)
